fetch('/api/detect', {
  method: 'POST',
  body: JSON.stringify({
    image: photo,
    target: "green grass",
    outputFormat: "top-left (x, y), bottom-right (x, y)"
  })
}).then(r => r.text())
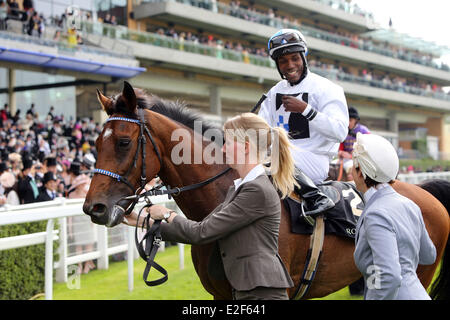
top-left (50, 245), bottom-right (212, 300)
top-left (46, 244), bottom-right (442, 300)
top-left (46, 245), bottom-right (361, 300)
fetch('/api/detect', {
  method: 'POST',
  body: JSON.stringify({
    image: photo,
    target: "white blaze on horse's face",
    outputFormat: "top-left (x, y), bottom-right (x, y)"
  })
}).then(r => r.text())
top-left (103, 128), bottom-right (113, 141)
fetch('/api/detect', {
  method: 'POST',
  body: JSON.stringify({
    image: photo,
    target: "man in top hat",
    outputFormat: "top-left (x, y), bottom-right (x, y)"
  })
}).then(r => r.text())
top-left (37, 172), bottom-right (59, 202)
top-left (45, 157), bottom-right (58, 175)
top-left (18, 158), bottom-right (39, 204)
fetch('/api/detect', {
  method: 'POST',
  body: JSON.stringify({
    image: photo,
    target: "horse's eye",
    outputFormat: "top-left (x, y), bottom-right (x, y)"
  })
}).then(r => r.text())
top-left (118, 139), bottom-right (131, 147)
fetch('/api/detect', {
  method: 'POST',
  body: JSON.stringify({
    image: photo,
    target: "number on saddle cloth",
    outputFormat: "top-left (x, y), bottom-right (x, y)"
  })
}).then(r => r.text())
top-left (283, 181), bottom-right (364, 239)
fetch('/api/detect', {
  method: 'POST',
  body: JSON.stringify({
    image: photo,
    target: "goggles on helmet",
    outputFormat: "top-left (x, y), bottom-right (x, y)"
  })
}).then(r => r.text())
top-left (268, 32), bottom-right (306, 58)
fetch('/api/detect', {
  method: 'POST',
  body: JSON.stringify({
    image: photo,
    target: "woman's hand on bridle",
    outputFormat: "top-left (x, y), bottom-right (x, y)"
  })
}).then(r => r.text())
top-left (121, 210), bottom-right (153, 229)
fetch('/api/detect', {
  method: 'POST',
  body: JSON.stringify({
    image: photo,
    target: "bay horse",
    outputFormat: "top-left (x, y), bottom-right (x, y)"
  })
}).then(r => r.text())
top-left (83, 82), bottom-right (449, 300)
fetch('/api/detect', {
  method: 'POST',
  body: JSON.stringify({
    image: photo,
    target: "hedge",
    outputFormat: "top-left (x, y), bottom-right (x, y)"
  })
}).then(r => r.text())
top-left (0, 221), bottom-right (59, 300)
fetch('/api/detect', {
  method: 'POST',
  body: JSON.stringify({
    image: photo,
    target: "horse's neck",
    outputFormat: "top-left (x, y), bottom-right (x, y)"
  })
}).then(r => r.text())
top-left (154, 121), bottom-right (236, 221)
top-left (159, 161), bottom-right (234, 222)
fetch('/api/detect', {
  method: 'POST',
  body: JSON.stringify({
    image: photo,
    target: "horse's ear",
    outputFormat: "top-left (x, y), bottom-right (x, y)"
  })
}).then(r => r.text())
top-left (96, 89), bottom-right (114, 114)
top-left (122, 81), bottom-right (137, 113)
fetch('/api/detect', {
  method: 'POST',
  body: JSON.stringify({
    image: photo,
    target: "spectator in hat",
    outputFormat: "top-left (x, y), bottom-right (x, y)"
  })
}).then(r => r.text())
top-left (67, 160), bottom-right (96, 274)
top-left (8, 152), bottom-right (22, 177)
top-left (81, 153), bottom-right (95, 173)
top-left (45, 157), bottom-right (58, 175)
top-left (34, 161), bottom-right (45, 188)
top-left (0, 171), bottom-right (19, 205)
top-left (37, 171), bottom-right (59, 202)
top-left (18, 158), bottom-right (39, 204)
top-left (0, 161), bottom-right (7, 204)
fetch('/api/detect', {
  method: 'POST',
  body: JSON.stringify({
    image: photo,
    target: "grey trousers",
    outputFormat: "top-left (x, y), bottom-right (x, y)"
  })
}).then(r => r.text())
top-left (232, 287), bottom-right (289, 300)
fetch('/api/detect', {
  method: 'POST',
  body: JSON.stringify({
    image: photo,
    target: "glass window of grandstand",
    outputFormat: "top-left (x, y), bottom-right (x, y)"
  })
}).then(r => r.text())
top-left (95, 0), bottom-right (128, 26)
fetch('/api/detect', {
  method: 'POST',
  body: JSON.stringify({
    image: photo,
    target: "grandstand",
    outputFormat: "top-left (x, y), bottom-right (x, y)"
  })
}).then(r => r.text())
top-left (0, 0), bottom-right (449, 160)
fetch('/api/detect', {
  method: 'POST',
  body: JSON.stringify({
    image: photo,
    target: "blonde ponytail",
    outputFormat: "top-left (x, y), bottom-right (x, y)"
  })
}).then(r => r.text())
top-left (223, 113), bottom-right (297, 199)
top-left (270, 127), bottom-right (298, 199)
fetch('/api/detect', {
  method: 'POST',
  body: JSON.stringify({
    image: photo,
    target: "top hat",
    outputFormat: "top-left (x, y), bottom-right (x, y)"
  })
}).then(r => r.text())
top-left (22, 158), bottom-right (33, 171)
top-left (43, 172), bottom-right (57, 184)
top-left (46, 157), bottom-right (57, 167)
top-left (69, 161), bottom-right (81, 176)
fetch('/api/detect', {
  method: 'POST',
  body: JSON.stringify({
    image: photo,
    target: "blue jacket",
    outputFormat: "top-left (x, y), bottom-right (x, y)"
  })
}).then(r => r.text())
top-left (354, 184), bottom-right (436, 300)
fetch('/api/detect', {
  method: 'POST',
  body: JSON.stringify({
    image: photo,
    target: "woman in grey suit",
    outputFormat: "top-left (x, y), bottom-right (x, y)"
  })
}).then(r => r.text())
top-left (352, 132), bottom-right (436, 300)
top-left (148, 113), bottom-right (296, 300)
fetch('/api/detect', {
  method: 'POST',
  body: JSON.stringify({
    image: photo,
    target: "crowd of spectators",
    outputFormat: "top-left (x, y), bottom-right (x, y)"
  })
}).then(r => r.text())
top-left (185, 0), bottom-right (449, 71)
top-left (309, 59), bottom-right (450, 100)
top-left (0, 102), bottom-right (100, 207)
top-left (150, 25), bottom-right (269, 58)
top-left (141, 25), bottom-right (450, 100)
top-left (0, 0), bottom-right (46, 37)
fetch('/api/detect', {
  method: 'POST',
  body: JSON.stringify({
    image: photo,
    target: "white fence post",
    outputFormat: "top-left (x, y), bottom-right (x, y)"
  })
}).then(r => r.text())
top-left (127, 226), bottom-right (134, 292)
top-left (45, 219), bottom-right (55, 300)
top-left (55, 217), bottom-right (68, 282)
top-left (97, 225), bottom-right (109, 269)
top-left (178, 243), bottom-right (184, 270)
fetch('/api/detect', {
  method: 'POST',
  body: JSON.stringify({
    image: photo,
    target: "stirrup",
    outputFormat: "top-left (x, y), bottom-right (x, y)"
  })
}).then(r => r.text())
top-left (300, 202), bottom-right (315, 227)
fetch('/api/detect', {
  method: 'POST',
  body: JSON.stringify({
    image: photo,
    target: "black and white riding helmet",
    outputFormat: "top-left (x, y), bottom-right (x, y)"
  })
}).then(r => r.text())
top-left (268, 29), bottom-right (309, 83)
top-left (268, 29), bottom-right (308, 60)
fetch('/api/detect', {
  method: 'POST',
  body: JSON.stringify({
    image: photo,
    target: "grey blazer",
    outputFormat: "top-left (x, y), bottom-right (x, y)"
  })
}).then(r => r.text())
top-left (354, 185), bottom-right (436, 300)
top-left (160, 174), bottom-right (294, 291)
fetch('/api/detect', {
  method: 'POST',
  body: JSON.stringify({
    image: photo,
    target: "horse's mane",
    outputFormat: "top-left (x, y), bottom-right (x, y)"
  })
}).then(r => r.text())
top-left (112, 88), bottom-right (222, 137)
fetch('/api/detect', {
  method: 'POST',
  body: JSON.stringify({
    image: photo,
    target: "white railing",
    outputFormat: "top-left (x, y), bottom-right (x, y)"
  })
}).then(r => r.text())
top-left (0, 195), bottom-right (181, 300)
top-left (397, 171), bottom-right (450, 184)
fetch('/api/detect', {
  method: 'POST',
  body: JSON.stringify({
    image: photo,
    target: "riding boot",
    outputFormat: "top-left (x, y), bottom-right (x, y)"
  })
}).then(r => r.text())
top-left (294, 170), bottom-right (335, 224)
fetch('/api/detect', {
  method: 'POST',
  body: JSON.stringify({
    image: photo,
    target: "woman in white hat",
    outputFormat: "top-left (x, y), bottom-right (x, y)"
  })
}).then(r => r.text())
top-left (352, 132), bottom-right (436, 300)
top-left (0, 171), bottom-right (20, 205)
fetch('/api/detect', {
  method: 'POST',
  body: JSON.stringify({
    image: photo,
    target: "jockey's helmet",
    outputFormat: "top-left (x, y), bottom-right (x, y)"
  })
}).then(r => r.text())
top-left (348, 106), bottom-right (360, 120)
top-left (352, 132), bottom-right (399, 183)
top-left (268, 29), bottom-right (308, 83)
top-left (268, 29), bottom-right (308, 59)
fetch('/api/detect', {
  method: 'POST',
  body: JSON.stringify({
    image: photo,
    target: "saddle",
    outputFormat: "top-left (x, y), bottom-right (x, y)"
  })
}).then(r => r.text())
top-left (284, 181), bottom-right (364, 240)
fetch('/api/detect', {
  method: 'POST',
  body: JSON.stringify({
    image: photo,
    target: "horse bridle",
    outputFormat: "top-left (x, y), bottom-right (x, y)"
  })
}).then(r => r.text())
top-left (92, 108), bottom-right (162, 216)
top-left (93, 107), bottom-right (231, 216)
top-left (93, 107), bottom-right (231, 286)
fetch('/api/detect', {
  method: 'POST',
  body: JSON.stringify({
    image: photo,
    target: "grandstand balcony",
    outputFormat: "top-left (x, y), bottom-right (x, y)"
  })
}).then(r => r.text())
top-left (0, 27), bottom-right (144, 81)
top-left (131, 0), bottom-right (450, 84)
top-left (78, 21), bottom-right (450, 112)
top-left (238, 0), bottom-right (377, 32)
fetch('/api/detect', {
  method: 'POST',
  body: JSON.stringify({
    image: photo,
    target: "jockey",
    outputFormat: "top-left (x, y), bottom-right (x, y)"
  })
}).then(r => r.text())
top-left (339, 106), bottom-right (370, 180)
top-left (258, 29), bottom-right (349, 221)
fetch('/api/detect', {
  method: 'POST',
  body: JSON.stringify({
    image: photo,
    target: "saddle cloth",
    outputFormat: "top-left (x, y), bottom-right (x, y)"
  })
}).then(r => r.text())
top-left (284, 181), bottom-right (364, 239)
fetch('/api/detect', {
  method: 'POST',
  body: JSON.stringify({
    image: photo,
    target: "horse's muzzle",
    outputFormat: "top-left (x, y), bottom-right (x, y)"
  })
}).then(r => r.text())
top-left (83, 201), bottom-right (118, 227)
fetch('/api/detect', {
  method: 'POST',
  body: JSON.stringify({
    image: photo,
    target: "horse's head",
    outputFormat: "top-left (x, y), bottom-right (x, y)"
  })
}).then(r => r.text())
top-left (83, 81), bottom-right (162, 227)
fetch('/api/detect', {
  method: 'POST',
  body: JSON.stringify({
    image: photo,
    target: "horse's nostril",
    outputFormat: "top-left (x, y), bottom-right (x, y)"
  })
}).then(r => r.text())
top-left (92, 203), bottom-right (107, 217)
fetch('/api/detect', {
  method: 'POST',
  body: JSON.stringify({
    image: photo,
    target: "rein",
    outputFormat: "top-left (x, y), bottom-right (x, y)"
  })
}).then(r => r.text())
top-left (135, 204), bottom-right (168, 286)
top-left (93, 108), bottom-right (232, 286)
